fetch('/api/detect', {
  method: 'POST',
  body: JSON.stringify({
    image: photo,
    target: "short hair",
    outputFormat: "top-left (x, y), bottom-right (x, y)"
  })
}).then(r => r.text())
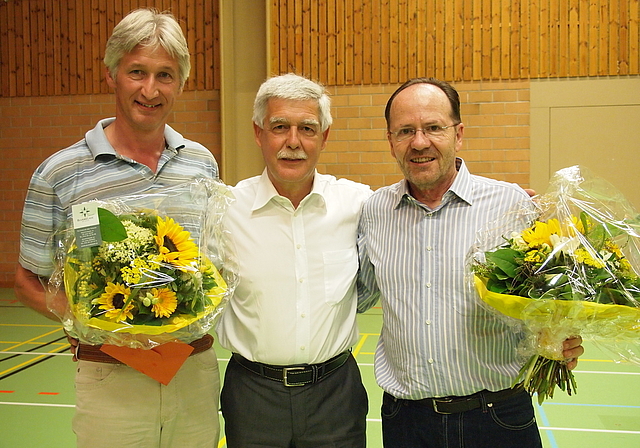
top-left (384, 78), bottom-right (461, 129)
top-left (252, 73), bottom-right (333, 132)
top-left (103, 8), bottom-right (191, 89)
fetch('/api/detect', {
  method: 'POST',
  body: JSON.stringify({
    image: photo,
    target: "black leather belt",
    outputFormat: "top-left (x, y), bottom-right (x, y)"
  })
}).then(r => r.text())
top-left (232, 351), bottom-right (350, 387)
top-left (394, 384), bottom-right (524, 414)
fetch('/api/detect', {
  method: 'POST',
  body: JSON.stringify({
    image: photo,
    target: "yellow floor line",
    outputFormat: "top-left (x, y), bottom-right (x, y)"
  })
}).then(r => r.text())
top-left (2, 328), bottom-right (65, 353)
top-left (352, 333), bottom-right (370, 357)
top-left (0, 343), bottom-right (70, 376)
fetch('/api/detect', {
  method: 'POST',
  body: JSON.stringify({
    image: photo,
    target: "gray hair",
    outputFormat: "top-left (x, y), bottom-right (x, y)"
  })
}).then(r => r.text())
top-left (103, 8), bottom-right (191, 89)
top-left (252, 73), bottom-right (333, 132)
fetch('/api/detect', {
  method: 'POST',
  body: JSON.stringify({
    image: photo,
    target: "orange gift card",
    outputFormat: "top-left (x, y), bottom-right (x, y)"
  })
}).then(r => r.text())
top-left (100, 342), bottom-right (194, 385)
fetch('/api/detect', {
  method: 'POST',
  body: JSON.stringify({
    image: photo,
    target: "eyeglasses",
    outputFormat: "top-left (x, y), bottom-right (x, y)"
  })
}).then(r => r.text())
top-left (389, 123), bottom-right (459, 142)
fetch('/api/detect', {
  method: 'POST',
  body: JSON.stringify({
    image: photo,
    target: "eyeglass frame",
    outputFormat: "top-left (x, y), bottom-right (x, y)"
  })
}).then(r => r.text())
top-left (388, 123), bottom-right (461, 142)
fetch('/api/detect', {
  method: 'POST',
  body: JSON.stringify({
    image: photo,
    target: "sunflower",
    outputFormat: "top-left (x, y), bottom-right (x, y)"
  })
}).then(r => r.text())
top-left (142, 288), bottom-right (178, 318)
top-left (154, 216), bottom-right (199, 270)
top-left (92, 282), bottom-right (135, 322)
top-left (522, 219), bottom-right (561, 248)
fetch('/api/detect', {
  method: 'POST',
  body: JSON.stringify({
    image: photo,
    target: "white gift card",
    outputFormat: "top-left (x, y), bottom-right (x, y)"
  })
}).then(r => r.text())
top-left (71, 202), bottom-right (102, 248)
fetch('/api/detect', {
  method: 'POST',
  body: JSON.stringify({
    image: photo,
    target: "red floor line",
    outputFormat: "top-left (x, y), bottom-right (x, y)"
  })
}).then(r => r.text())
top-left (38, 392), bottom-right (60, 395)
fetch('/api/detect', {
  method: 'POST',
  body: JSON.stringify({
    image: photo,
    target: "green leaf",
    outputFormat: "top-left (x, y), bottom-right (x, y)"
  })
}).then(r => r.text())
top-left (486, 278), bottom-right (509, 293)
top-left (486, 248), bottom-right (520, 277)
top-left (98, 208), bottom-right (128, 242)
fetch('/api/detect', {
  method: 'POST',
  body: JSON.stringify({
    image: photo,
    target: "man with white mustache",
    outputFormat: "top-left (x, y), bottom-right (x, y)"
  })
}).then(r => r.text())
top-left (216, 73), bottom-right (372, 447)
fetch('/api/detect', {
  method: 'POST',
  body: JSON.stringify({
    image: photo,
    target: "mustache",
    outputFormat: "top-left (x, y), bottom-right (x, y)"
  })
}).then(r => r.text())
top-left (277, 148), bottom-right (308, 160)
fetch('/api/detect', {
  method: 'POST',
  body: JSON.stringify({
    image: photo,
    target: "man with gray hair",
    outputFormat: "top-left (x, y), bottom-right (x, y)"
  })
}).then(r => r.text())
top-left (15, 8), bottom-right (221, 447)
top-left (217, 73), bottom-right (372, 447)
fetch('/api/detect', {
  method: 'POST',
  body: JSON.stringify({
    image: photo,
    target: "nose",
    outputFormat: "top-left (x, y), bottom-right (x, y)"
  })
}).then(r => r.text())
top-left (140, 76), bottom-right (160, 99)
top-left (286, 126), bottom-right (301, 148)
top-left (411, 128), bottom-right (432, 148)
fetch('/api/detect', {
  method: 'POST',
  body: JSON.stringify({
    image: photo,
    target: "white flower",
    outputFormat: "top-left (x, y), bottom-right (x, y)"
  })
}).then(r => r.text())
top-left (549, 233), bottom-right (580, 255)
top-left (511, 231), bottom-right (529, 251)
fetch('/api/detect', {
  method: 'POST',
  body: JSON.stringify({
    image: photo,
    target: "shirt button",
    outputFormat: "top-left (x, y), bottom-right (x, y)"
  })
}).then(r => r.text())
top-left (301, 313), bottom-right (306, 318)
top-left (296, 244), bottom-right (301, 249)
top-left (425, 320), bottom-right (431, 325)
top-left (426, 246), bottom-right (432, 251)
top-left (300, 346), bottom-right (306, 351)
top-left (428, 358), bottom-right (434, 364)
top-left (426, 282), bottom-right (432, 288)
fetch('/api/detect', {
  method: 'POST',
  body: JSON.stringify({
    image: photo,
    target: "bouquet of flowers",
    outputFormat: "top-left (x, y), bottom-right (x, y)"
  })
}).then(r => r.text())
top-left (48, 178), bottom-right (237, 349)
top-left (469, 166), bottom-right (640, 403)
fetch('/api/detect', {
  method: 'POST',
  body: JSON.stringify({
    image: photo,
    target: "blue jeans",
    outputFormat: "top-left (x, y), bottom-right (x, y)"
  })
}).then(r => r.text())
top-left (381, 389), bottom-right (542, 448)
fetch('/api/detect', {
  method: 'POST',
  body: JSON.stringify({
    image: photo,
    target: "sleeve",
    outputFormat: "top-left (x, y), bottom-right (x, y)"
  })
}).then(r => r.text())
top-left (18, 170), bottom-right (66, 277)
top-left (356, 208), bottom-right (381, 313)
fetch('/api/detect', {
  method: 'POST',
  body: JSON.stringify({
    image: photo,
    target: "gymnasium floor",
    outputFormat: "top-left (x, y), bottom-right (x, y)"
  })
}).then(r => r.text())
top-left (1, 288), bottom-right (639, 448)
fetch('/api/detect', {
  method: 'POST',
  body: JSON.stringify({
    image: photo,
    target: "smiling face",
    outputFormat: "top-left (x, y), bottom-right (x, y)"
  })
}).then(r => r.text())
top-left (106, 44), bottom-right (182, 134)
top-left (387, 83), bottom-right (464, 205)
top-left (254, 97), bottom-right (329, 204)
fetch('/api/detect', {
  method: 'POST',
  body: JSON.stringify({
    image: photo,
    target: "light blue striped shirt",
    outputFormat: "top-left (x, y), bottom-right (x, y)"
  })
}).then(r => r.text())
top-left (358, 158), bottom-right (533, 399)
top-left (19, 118), bottom-right (219, 276)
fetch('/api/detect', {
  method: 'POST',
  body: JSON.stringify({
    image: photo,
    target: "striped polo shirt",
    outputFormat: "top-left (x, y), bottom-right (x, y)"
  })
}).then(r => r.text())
top-left (19, 118), bottom-right (219, 277)
top-left (357, 158), bottom-right (534, 399)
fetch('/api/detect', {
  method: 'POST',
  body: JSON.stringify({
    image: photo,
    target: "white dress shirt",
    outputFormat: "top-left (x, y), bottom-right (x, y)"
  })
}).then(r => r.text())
top-left (217, 170), bottom-right (372, 365)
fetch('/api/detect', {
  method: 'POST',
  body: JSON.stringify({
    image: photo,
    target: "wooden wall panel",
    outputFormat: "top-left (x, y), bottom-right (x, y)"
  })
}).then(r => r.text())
top-left (2, 0), bottom-right (638, 96)
top-left (0, 0), bottom-right (220, 97)
top-left (269, 0), bottom-right (640, 85)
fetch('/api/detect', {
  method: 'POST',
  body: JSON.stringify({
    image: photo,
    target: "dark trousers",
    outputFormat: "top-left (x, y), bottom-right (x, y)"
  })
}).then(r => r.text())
top-left (221, 354), bottom-right (368, 448)
top-left (381, 389), bottom-right (543, 448)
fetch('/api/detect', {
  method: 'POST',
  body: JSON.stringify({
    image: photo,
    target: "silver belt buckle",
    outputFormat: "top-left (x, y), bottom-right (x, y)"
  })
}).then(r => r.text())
top-left (283, 366), bottom-right (306, 386)
top-left (432, 398), bottom-right (454, 414)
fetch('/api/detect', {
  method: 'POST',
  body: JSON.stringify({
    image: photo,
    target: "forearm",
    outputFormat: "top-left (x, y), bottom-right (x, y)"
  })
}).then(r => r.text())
top-left (14, 265), bottom-right (64, 321)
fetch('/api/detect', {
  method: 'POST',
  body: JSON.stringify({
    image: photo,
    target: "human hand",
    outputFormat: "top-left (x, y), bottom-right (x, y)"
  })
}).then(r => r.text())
top-left (65, 332), bottom-right (79, 362)
top-left (563, 336), bottom-right (584, 370)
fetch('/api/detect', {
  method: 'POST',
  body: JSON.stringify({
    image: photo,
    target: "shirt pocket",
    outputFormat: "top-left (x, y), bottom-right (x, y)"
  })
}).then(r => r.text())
top-left (323, 249), bottom-right (358, 305)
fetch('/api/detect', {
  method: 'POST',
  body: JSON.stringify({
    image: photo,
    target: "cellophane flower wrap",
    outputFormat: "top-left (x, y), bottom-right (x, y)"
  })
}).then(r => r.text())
top-left (468, 166), bottom-right (640, 403)
top-left (48, 178), bottom-right (237, 349)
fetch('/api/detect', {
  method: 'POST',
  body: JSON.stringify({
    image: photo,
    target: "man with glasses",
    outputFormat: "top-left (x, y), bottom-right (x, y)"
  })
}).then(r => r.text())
top-left (357, 78), bottom-right (584, 447)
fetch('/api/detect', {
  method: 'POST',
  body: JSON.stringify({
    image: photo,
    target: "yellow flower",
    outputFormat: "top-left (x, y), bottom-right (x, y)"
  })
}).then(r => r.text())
top-left (154, 216), bottom-right (199, 270)
top-left (524, 249), bottom-right (547, 263)
top-left (605, 241), bottom-right (624, 259)
top-left (92, 282), bottom-right (135, 321)
top-left (565, 215), bottom-right (586, 236)
top-left (147, 288), bottom-right (178, 318)
top-left (121, 257), bottom-right (158, 285)
top-left (575, 248), bottom-right (605, 269)
top-left (522, 219), bottom-right (561, 248)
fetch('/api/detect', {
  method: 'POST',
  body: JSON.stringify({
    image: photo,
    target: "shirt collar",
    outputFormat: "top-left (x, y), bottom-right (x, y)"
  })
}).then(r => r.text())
top-left (394, 157), bottom-right (474, 209)
top-left (251, 169), bottom-right (327, 211)
top-left (86, 118), bottom-right (184, 160)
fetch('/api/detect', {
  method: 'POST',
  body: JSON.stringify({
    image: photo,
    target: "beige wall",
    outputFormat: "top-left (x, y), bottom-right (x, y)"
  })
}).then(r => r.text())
top-left (220, 0), bottom-right (268, 185)
top-left (531, 76), bottom-right (640, 209)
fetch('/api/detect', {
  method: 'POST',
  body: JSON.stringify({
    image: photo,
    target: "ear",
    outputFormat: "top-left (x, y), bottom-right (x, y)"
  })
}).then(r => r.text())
top-left (105, 67), bottom-right (116, 90)
top-left (387, 132), bottom-right (397, 160)
top-left (320, 127), bottom-right (330, 151)
top-left (454, 123), bottom-right (464, 153)
top-left (253, 122), bottom-right (263, 148)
